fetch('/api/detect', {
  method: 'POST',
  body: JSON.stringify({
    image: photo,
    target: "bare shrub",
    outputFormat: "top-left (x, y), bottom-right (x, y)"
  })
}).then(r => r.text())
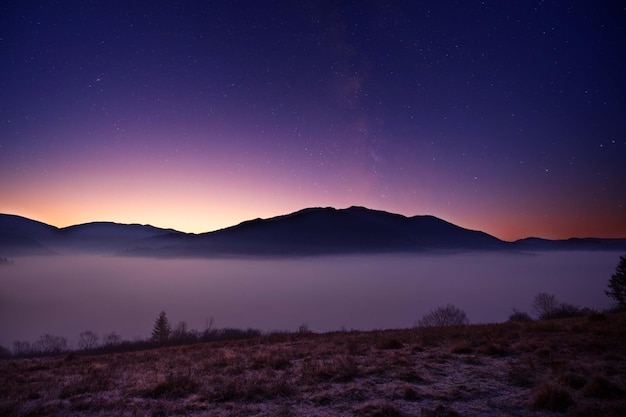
top-left (12, 340), bottom-right (32, 356)
top-left (508, 308), bottom-right (532, 322)
top-left (78, 330), bottom-right (99, 350)
top-left (548, 303), bottom-right (582, 319)
top-left (102, 332), bottom-right (122, 347)
top-left (531, 383), bottom-right (573, 411)
top-left (171, 321), bottom-right (188, 341)
top-left (417, 305), bottom-right (469, 327)
top-left (532, 293), bottom-right (559, 319)
top-left (33, 334), bottom-right (67, 355)
top-left (532, 293), bottom-right (582, 319)
top-left (297, 323), bottom-right (312, 334)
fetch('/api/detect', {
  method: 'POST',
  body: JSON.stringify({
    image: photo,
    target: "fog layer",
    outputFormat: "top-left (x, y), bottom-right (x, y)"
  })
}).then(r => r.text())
top-left (0, 251), bottom-right (620, 347)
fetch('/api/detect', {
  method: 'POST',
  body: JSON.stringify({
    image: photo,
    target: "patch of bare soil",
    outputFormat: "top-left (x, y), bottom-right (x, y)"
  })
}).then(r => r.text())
top-left (2, 313), bottom-right (625, 416)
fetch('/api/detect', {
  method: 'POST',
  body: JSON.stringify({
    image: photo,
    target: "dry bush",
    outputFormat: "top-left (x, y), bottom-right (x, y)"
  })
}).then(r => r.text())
top-left (508, 308), bottom-right (533, 322)
top-left (582, 375), bottom-right (625, 399)
top-left (533, 292), bottom-right (560, 318)
top-left (32, 334), bottom-right (68, 355)
top-left (531, 382), bottom-right (573, 411)
top-left (417, 305), bottom-right (469, 327)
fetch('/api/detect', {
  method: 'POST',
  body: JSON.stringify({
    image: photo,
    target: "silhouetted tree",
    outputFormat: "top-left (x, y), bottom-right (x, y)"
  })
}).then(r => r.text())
top-left (508, 308), bottom-right (533, 322)
top-left (532, 293), bottom-right (559, 319)
top-left (606, 255), bottom-right (626, 308)
top-left (417, 304), bottom-right (469, 327)
top-left (78, 330), bottom-right (99, 350)
top-left (102, 332), bottom-right (122, 347)
top-left (171, 321), bottom-right (188, 341)
top-left (533, 293), bottom-right (582, 319)
top-left (13, 340), bottom-right (32, 356)
top-left (297, 323), bottom-right (312, 334)
top-left (33, 334), bottom-right (67, 355)
top-left (151, 311), bottom-right (171, 343)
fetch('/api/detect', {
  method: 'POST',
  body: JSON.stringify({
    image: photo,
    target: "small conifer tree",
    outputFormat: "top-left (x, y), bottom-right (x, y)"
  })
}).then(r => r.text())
top-left (151, 311), bottom-right (171, 343)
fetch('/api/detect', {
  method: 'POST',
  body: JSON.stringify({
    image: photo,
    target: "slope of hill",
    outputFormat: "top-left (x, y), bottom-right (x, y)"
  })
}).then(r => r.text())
top-left (1, 314), bottom-right (625, 416)
top-left (0, 214), bottom-right (59, 255)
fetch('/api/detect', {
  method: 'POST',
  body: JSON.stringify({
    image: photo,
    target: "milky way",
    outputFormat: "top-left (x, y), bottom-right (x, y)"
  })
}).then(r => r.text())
top-left (1, 1), bottom-right (624, 240)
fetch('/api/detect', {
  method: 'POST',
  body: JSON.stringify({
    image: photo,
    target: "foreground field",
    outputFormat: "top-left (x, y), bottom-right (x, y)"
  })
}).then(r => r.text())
top-left (2, 313), bottom-right (626, 417)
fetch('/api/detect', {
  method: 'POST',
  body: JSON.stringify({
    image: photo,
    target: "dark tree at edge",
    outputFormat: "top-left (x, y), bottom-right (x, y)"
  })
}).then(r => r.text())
top-left (606, 255), bottom-right (626, 308)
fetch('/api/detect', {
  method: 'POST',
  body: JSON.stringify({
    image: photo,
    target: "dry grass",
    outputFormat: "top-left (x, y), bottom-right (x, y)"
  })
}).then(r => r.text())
top-left (531, 383), bottom-right (574, 411)
top-left (1, 313), bottom-right (626, 416)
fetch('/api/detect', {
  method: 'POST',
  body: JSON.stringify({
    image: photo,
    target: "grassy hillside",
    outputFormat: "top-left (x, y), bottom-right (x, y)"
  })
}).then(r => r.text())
top-left (2, 313), bottom-right (625, 416)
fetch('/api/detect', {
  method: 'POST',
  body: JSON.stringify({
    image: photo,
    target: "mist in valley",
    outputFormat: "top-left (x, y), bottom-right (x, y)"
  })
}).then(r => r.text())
top-left (0, 251), bottom-right (621, 348)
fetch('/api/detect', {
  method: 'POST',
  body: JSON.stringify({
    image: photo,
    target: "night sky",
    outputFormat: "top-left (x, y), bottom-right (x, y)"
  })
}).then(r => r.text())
top-left (1, 1), bottom-right (625, 241)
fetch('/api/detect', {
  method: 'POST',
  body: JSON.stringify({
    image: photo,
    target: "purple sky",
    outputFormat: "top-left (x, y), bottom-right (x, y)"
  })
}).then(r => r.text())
top-left (1, 1), bottom-right (624, 240)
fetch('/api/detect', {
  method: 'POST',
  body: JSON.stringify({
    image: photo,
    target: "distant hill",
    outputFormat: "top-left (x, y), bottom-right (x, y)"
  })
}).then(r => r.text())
top-left (512, 237), bottom-right (626, 252)
top-left (1, 207), bottom-right (625, 257)
top-left (0, 214), bottom-right (181, 256)
top-left (0, 214), bottom-right (59, 255)
top-left (185, 206), bottom-right (507, 256)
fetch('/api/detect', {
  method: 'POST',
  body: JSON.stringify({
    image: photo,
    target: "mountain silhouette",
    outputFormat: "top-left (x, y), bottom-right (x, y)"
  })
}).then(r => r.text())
top-left (185, 206), bottom-right (506, 256)
top-left (1, 207), bottom-right (625, 257)
top-left (0, 214), bottom-right (59, 255)
top-left (0, 214), bottom-right (180, 256)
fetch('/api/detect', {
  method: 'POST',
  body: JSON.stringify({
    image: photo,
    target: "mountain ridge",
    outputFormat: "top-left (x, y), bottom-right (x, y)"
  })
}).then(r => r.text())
top-left (1, 207), bottom-right (625, 257)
